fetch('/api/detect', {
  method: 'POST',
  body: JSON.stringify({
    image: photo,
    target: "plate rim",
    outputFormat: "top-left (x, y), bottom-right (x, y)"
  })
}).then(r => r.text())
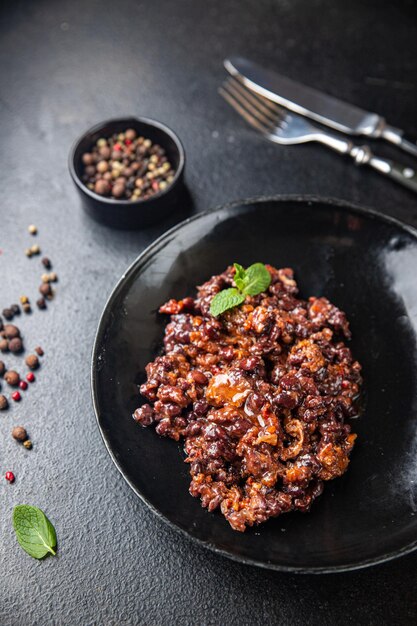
top-left (91, 194), bottom-right (417, 574)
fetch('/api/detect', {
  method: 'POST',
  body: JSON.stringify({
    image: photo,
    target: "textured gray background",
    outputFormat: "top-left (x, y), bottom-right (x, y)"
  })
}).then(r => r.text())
top-left (1, 0), bottom-right (417, 624)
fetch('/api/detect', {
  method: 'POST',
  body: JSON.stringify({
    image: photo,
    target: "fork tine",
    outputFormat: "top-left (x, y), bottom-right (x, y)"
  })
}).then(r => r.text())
top-left (219, 84), bottom-right (273, 136)
top-left (226, 77), bottom-right (286, 124)
top-left (222, 78), bottom-right (279, 129)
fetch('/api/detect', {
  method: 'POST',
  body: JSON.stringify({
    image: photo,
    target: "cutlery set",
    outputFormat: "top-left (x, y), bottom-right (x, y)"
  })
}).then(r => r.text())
top-left (221, 56), bottom-right (417, 193)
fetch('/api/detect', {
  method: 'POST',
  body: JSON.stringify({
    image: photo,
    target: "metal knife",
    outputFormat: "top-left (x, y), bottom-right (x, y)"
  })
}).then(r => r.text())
top-left (224, 56), bottom-right (417, 158)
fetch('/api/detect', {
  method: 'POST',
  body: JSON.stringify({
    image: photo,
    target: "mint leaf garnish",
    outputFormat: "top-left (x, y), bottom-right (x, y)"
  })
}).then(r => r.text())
top-left (13, 505), bottom-right (57, 559)
top-left (239, 262), bottom-right (271, 296)
top-left (233, 263), bottom-right (246, 292)
top-left (210, 263), bottom-right (272, 316)
top-left (210, 288), bottom-right (245, 317)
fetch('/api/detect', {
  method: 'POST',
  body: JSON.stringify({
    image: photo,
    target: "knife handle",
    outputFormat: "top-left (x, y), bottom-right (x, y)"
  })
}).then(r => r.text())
top-left (381, 125), bottom-right (417, 159)
top-left (348, 145), bottom-right (417, 193)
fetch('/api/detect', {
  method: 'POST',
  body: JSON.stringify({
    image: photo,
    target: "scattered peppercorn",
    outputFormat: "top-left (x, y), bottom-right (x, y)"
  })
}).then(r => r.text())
top-left (0, 361), bottom-right (5, 376)
top-left (41, 257), bottom-right (52, 269)
top-left (3, 324), bottom-right (20, 339)
top-left (23, 440), bottom-right (33, 450)
top-left (5, 471), bottom-right (15, 483)
top-left (12, 426), bottom-right (28, 442)
top-left (36, 297), bottom-right (46, 310)
top-left (25, 248), bottom-right (33, 257)
top-left (30, 244), bottom-right (40, 255)
top-left (26, 372), bottom-right (35, 383)
top-left (41, 273), bottom-right (50, 283)
top-left (0, 339), bottom-right (8, 352)
top-left (28, 224), bottom-right (38, 235)
top-left (23, 303), bottom-right (31, 314)
top-left (35, 346), bottom-right (44, 356)
top-left (49, 272), bottom-right (58, 282)
top-left (39, 283), bottom-right (52, 297)
top-left (25, 354), bottom-right (39, 370)
top-left (2, 308), bottom-right (13, 320)
top-left (0, 394), bottom-right (8, 410)
top-left (8, 337), bottom-right (23, 354)
top-left (11, 391), bottom-right (21, 402)
top-left (20, 295), bottom-right (29, 304)
top-left (5, 370), bottom-right (20, 386)
top-left (10, 304), bottom-right (20, 316)
top-left (19, 380), bottom-right (28, 390)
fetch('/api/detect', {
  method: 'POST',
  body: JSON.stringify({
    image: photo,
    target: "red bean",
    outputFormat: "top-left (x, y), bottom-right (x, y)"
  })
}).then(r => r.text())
top-left (191, 370), bottom-right (208, 385)
top-left (239, 356), bottom-right (260, 371)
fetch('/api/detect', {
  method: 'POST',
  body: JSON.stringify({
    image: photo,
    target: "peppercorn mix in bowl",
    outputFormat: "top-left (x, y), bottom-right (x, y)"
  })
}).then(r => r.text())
top-left (134, 262), bottom-right (362, 532)
top-left (69, 117), bottom-right (185, 229)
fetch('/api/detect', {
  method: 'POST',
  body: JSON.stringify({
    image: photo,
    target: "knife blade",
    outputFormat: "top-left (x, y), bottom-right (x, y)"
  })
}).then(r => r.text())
top-left (224, 56), bottom-right (417, 158)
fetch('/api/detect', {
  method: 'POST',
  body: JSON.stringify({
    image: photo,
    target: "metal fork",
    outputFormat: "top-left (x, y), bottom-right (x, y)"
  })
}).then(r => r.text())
top-left (219, 78), bottom-right (417, 194)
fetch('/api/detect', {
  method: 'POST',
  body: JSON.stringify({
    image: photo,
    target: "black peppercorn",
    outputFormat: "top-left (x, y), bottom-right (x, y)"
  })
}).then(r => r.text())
top-left (112, 183), bottom-right (125, 198)
top-left (25, 354), bottom-right (39, 370)
top-left (8, 337), bottom-right (23, 354)
top-left (0, 394), bottom-right (8, 410)
top-left (2, 308), bottom-right (13, 320)
top-left (41, 257), bottom-right (52, 269)
top-left (12, 426), bottom-right (28, 442)
top-left (94, 179), bottom-right (111, 195)
top-left (39, 283), bottom-right (52, 297)
top-left (3, 324), bottom-right (20, 339)
top-left (82, 153), bottom-right (94, 165)
top-left (0, 339), bottom-right (9, 352)
top-left (4, 370), bottom-right (20, 386)
top-left (36, 297), bottom-right (47, 310)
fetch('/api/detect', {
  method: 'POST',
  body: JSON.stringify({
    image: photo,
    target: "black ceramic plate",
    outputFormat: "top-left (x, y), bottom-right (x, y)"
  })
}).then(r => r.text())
top-left (92, 196), bottom-right (417, 573)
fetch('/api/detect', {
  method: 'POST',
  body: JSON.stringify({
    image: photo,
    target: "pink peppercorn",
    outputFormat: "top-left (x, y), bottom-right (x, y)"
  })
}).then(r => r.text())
top-left (26, 372), bottom-right (35, 383)
top-left (11, 391), bottom-right (21, 402)
top-left (5, 471), bottom-right (15, 483)
top-left (19, 380), bottom-right (28, 390)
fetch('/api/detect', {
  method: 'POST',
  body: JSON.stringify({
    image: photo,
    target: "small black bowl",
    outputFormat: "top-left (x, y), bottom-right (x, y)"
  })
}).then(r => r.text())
top-left (68, 117), bottom-right (185, 229)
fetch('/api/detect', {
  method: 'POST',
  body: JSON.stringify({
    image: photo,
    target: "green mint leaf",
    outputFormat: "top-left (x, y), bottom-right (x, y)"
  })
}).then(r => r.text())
top-left (210, 288), bottom-right (246, 317)
top-left (239, 263), bottom-right (271, 296)
top-left (233, 263), bottom-right (246, 292)
top-left (13, 505), bottom-right (57, 559)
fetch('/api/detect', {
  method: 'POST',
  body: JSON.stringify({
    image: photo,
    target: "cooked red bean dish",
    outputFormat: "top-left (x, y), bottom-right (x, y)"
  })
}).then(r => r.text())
top-left (134, 265), bottom-right (362, 532)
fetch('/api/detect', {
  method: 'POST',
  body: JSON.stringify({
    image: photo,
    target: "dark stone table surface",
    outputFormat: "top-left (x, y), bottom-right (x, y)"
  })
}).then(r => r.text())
top-left (1, 0), bottom-right (417, 624)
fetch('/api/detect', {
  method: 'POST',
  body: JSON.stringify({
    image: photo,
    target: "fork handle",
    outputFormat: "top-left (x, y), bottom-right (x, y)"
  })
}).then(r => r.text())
top-left (349, 145), bottom-right (417, 193)
top-left (315, 134), bottom-right (417, 193)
